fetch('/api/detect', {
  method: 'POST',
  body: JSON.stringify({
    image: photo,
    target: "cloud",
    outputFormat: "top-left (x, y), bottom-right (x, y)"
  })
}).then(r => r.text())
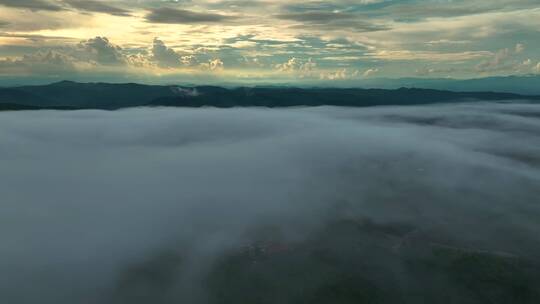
top-left (377, 0), bottom-right (540, 20)
top-left (0, 49), bottom-right (83, 76)
top-left (515, 43), bottom-right (525, 53)
top-left (63, 0), bottom-right (131, 16)
top-left (515, 58), bottom-right (540, 74)
top-left (372, 8), bottom-right (540, 56)
top-left (181, 55), bottom-right (197, 66)
top-left (275, 11), bottom-right (389, 32)
top-left (363, 67), bottom-right (379, 77)
top-left (0, 0), bottom-right (63, 11)
top-left (319, 68), bottom-right (351, 80)
top-left (275, 57), bottom-right (316, 74)
top-left (145, 7), bottom-right (233, 24)
top-left (1, 103), bottom-right (540, 303)
top-left (275, 11), bottom-right (357, 23)
top-left (126, 52), bottom-right (152, 68)
top-left (77, 36), bottom-right (126, 65)
top-left (274, 57), bottom-right (319, 79)
top-left (425, 39), bottom-right (471, 46)
top-left (201, 58), bottom-right (224, 71)
top-left (367, 50), bottom-right (493, 61)
top-left (322, 56), bottom-right (363, 61)
top-left (275, 57), bottom-right (300, 72)
top-left (0, 32), bottom-right (74, 41)
top-left (229, 40), bottom-right (257, 49)
top-left (478, 48), bottom-right (509, 70)
top-left (0, 36), bottom-right (129, 77)
top-left (475, 44), bottom-right (526, 73)
top-left (415, 66), bottom-right (457, 76)
top-left (151, 38), bottom-right (182, 68)
top-left (0, 8), bottom-right (88, 31)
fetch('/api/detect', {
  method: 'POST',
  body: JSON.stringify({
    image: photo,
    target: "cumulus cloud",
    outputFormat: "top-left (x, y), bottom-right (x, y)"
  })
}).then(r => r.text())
top-left (1, 103), bottom-right (540, 303)
top-left (415, 66), bottom-right (457, 76)
top-left (151, 38), bottom-right (182, 68)
top-left (475, 43), bottom-right (527, 73)
top-left (301, 57), bottom-right (317, 72)
top-left (363, 67), bottom-right (379, 77)
top-left (0, 50), bottom-right (82, 75)
top-left (0, 35), bottom-right (262, 77)
top-left (275, 57), bottom-right (300, 72)
top-left (145, 7), bottom-right (233, 24)
top-left (275, 57), bottom-right (317, 76)
top-left (319, 67), bottom-right (369, 80)
top-left (0, 36), bottom-right (129, 77)
top-left (126, 52), bottom-right (152, 68)
top-left (181, 55), bottom-right (197, 66)
top-left (516, 58), bottom-right (540, 75)
top-left (515, 43), bottom-right (525, 53)
top-left (76, 36), bottom-right (126, 66)
top-left (201, 58), bottom-right (224, 71)
top-left (319, 68), bottom-right (352, 80)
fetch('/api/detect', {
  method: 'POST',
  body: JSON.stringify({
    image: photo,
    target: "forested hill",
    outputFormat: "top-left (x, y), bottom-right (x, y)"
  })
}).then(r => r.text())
top-left (1, 81), bottom-right (538, 111)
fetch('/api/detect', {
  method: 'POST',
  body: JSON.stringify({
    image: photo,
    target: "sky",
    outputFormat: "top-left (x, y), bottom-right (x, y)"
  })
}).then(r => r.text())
top-left (0, 0), bottom-right (539, 84)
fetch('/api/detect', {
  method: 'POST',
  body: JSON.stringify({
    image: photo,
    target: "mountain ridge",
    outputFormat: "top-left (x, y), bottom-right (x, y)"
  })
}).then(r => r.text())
top-left (1, 81), bottom-right (538, 111)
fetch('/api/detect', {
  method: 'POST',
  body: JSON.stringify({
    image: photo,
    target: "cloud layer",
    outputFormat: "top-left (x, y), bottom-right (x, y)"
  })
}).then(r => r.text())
top-left (145, 7), bottom-right (233, 24)
top-left (1, 102), bottom-right (540, 303)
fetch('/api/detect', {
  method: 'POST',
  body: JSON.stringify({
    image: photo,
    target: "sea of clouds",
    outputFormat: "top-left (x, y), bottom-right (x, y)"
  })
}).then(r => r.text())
top-left (1, 102), bottom-right (539, 303)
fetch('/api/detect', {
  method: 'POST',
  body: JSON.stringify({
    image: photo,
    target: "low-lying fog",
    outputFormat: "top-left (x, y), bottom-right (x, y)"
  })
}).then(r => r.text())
top-left (1, 102), bottom-right (540, 303)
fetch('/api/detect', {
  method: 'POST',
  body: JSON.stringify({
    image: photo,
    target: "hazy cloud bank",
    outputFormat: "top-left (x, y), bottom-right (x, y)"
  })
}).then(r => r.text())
top-left (1, 103), bottom-right (540, 303)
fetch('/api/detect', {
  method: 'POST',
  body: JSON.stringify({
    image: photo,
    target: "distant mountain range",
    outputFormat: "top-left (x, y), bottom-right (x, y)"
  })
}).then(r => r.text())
top-left (1, 80), bottom-right (539, 111)
top-left (2, 75), bottom-right (540, 95)
top-left (301, 75), bottom-right (540, 95)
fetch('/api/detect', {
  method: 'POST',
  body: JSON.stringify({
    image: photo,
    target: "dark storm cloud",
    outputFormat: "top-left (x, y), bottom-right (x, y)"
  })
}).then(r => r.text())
top-left (1, 103), bottom-right (540, 303)
top-left (63, 0), bottom-right (131, 16)
top-left (0, 0), bottom-right (63, 11)
top-left (145, 7), bottom-right (233, 24)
